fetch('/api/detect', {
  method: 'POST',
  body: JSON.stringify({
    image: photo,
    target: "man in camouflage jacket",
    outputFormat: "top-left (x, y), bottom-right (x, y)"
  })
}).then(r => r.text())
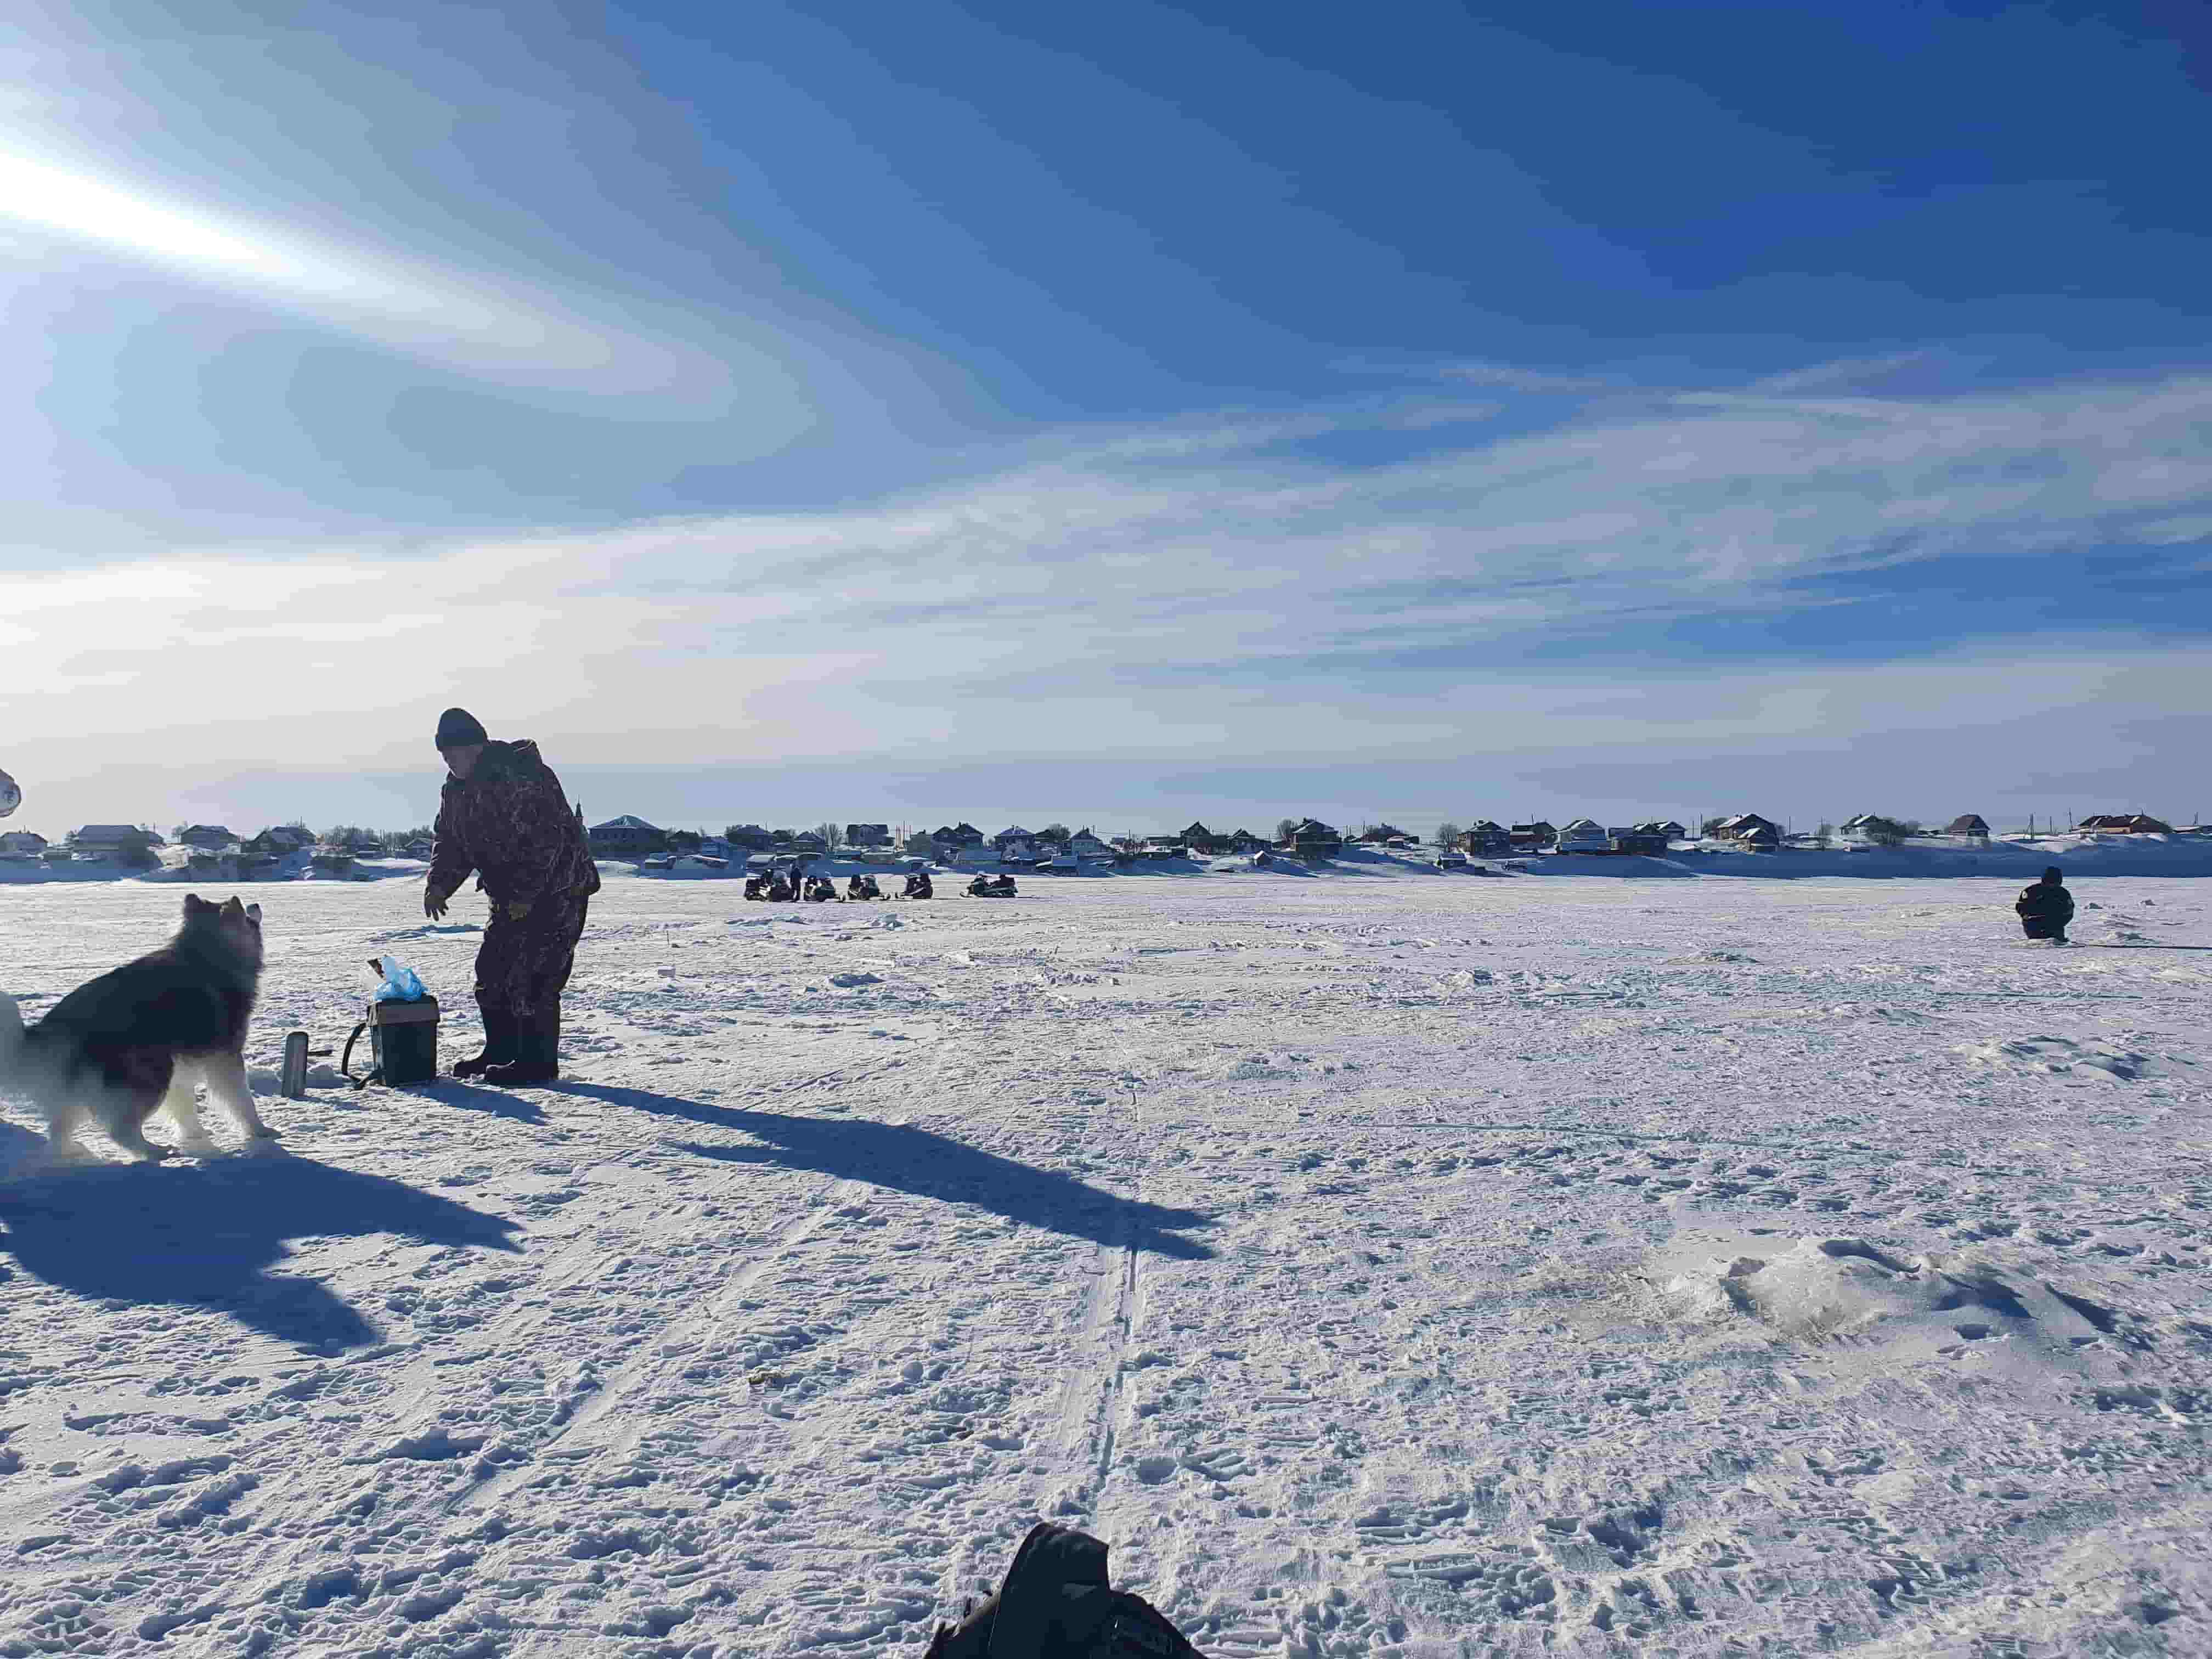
top-left (425, 707), bottom-right (600, 1084)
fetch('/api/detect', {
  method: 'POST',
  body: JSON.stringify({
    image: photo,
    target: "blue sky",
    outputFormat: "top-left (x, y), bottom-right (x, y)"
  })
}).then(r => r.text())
top-left (2, 0), bottom-right (2207, 838)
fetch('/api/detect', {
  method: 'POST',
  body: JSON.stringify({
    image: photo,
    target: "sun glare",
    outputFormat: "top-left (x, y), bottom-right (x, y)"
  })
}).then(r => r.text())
top-left (0, 145), bottom-right (710, 394)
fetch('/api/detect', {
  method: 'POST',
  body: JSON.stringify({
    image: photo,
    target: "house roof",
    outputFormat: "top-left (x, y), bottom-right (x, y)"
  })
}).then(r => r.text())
top-left (1559, 817), bottom-right (1604, 833)
top-left (591, 815), bottom-right (662, 832)
top-left (73, 823), bottom-right (151, 840)
top-left (1945, 814), bottom-right (1990, 833)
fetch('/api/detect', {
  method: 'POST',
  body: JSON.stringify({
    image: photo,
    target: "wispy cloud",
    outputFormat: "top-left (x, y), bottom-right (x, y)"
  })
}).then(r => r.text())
top-left (4, 360), bottom-right (2205, 826)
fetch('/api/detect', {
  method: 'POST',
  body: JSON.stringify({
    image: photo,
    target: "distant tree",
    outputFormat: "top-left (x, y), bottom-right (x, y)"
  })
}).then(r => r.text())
top-left (815, 822), bottom-right (842, 849)
top-left (170, 822), bottom-right (189, 840)
top-left (1859, 815), bottom-right (1909, 847)
top-left (1700, 816), bottom-right (1728, 837)
top-left (1039, 823), bottom-right (1071, 843)
top-left (1813, 821), bottom-right (1836, 847)
top-left (1275, 818), bottom-right (1297, 842)
top-left (1436, 821), bottom-right (1463, 850)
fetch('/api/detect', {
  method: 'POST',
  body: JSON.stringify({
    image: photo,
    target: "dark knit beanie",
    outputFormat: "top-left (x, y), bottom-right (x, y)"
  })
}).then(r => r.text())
top-left (435, 707), bottom-right (489, 748)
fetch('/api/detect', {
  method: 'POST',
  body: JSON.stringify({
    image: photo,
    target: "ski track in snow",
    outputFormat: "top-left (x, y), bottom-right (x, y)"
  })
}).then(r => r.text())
top-left (2, 871), bottom-right (2210, 1656)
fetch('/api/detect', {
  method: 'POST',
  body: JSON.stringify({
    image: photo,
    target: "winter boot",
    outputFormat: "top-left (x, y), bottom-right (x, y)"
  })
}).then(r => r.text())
top-left (483, 1005), bottom-right (560, 1086)
top-left (921, 1522), bottom-right (1204, 1659)
top-left (453, 1005), bottom-right (520, 1080)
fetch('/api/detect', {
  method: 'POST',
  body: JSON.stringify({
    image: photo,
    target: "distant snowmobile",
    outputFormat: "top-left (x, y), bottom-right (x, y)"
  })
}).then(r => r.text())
top-left (0, 767), bottom-right (18, 819)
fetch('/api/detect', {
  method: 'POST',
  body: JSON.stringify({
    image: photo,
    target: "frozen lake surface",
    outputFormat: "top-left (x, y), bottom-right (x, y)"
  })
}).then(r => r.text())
top-left (3, 870), bottom-right (2209, 1656)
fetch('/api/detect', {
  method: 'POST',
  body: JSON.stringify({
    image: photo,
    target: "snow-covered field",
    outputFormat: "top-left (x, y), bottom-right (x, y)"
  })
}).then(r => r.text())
top-left (2, 868), bottom-right (2209, 1657)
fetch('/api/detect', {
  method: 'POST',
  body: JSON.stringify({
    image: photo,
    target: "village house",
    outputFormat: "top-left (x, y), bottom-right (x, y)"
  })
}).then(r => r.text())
top-left (588, 815), bottom-right (666, 856)
top-left (1712, 812), bottom-right (1784, 845)
top-left (0, 830), bottom-right (49, 858)
top-left (1508, 822), bottom-right (1556, 851)
top-left (1609, 824), bottom-right (1672, 856)
top-left (1944, 814), bottom-right (1991, 842)
top-left (722, 824), bottom-right (775, 850)
top-left (1226, 828), bottom-right (1268, 853)
top-left (1066, 829), bottom-right (1113, 859)
top-left (245, 826), bottom-right (314, 856)
top-left (178, 825), bottom-right (239, 851)
top-left (1839, 814), bottom-right (1910, 848)
top-left (844, 823), bottom-right (892, 848)
top-left (1178, 822), bottom-right (1227, 855)
top-left (1554, 817), bottom-right (1610, 853)
top-left (2079, 814), bottom-right (2174, 834)
top-left (788, 830), bottom-right (828, 856)
top-left (1353, 822), bottom-right (1410, 845)
top-left (1457, 821), bottom-right (1513, 855)
top-left (69, 824), bottom-right (160, 862)
top-left (1634, 820), bottom-right (1688, 842)
top-left (666, 830), bottom-right (703, 854)
top-left (1280, 818), bottom-right (1344, 860)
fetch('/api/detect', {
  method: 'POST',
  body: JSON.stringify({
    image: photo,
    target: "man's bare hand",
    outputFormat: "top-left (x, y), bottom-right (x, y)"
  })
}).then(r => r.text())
top-left (424, 887), bottom-right (449, 921)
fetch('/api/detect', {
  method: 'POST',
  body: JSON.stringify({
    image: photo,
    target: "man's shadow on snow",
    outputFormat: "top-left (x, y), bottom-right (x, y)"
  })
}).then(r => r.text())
top-left (424, 1076), bottom-right (549, 1124)
top-left (558, 1083), bottom-right (1216, 1261)
top-left (2072, 943), bottom-right (2212, 951)
top-left (0, 1121), bottom-right (519, 1350)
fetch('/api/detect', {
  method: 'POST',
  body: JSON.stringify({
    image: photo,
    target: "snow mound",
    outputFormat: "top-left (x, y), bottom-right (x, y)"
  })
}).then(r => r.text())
top-left (1650, 1232), bottom-right (2151, 1367)
top-left (1953, 1035), bottom-right (2159, 1080)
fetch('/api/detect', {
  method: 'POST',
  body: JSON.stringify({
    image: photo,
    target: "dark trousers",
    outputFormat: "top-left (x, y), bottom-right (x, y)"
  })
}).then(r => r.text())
top-left (475, 893), bottom-right (589, 1021)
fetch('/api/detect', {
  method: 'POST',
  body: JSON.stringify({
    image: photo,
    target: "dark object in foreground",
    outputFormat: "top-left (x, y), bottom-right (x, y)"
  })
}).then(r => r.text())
top-left (923, 1522), bottom-right (1204, 1659)
top-left (342, 995), bottom-right (441, 1088)
top-left (2016, 865), bottom-right (2074, 943)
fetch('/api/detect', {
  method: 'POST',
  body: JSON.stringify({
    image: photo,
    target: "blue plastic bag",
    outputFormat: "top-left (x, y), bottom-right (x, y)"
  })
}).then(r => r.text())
top-left (374, 955), bottom-right (429, 1003)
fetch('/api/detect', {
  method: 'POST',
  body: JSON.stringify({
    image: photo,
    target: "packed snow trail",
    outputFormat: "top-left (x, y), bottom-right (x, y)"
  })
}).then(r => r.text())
top-left (2, 872), bottom-right (2210, 1655)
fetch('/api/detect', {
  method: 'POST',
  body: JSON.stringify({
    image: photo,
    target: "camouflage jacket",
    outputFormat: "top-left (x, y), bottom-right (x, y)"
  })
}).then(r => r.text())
top-left (428, 740), bottom-right (601, 906)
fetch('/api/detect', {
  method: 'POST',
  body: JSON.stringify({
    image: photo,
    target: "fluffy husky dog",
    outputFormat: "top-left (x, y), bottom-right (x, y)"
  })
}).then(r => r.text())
top-left (0, 893), bottom-right (279, 1161)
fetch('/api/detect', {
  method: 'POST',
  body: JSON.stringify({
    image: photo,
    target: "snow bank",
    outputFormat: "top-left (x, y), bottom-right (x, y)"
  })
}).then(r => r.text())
top-left (1508, 833), bottom-right (2212, 880)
